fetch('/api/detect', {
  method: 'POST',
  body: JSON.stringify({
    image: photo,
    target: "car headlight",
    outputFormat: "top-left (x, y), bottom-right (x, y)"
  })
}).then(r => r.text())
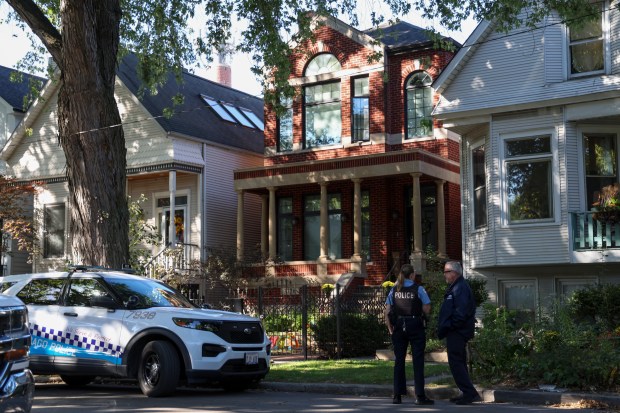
top-left (172, 318), bottom-right (222, 332)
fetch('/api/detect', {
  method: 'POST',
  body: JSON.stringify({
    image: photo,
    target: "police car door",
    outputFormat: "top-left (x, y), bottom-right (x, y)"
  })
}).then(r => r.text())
top-left (54, 275), bottom-right (126, 376)
top-left (15, 275), bottom-right (67, 374)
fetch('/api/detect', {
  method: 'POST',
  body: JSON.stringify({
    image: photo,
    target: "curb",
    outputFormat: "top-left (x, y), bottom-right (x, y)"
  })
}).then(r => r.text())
top-left (260, 382), bottom-right (620, 408)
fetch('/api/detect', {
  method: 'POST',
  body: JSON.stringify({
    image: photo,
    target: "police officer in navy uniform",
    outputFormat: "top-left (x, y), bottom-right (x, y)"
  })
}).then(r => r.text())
top-left (384, 264), bottom-right (434, 405)
top-left (437, 260), bottom-right (482, 405)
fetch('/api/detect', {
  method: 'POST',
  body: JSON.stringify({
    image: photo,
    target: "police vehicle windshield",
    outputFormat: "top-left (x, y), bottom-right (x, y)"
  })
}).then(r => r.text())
top-left (105, 277), bottom-right (196, 309)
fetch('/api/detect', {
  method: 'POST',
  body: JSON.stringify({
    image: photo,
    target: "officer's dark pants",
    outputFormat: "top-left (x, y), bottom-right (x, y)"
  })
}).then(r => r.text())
top-left (446, 331), bottom-right (478, 399)
top-left (392, 317), bottom-right (426, 397)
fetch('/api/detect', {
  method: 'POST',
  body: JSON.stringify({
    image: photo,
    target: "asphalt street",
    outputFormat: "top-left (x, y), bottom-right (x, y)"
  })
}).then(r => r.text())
top-left (31, 383), bottom-right (618, 413)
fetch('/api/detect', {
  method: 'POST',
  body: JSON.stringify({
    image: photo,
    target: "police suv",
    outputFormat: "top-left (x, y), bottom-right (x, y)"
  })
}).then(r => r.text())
top-left (0, 267), bottom-right (271, 397)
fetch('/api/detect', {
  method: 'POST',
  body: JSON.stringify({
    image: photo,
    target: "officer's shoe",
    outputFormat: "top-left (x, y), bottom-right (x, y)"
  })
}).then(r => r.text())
top-left (392, 395), bottom-right (402, 404)
top-left (454, 394), bottom-right (482, 405)
top-left (414, 395), bottom-right (434, 405)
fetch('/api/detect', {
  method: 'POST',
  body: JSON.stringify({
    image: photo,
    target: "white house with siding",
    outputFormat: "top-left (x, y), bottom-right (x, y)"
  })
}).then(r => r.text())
top-left (0, 55), bottom-right (264, 292)
top-left (433, 3), bottom-right (620, 314)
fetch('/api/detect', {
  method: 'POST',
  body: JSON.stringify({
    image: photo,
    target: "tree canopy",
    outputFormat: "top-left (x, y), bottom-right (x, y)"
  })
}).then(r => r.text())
top-left (1, 0), bottom-right (601, 268)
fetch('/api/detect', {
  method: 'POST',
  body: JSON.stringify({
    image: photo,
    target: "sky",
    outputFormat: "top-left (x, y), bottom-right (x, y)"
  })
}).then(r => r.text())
top-left (0, 5), bottom-right (478, 98)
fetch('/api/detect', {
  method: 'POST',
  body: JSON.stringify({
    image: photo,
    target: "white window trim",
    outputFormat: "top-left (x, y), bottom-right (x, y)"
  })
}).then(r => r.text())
top-left (554, 276), bottom-right (598, 297)
top-left (500, 129), bottom-right (560, 228)
top-left (576, 124), bottom-right (620, 211)
top-left (41, 202), bottom-right (68, 260)
top-left (565, 1), bottom-right (610, 79)
top-left (153, 189), bottom-right (191, 246)
top-left (469, 139), bottom-right (487, 233)
top-left (497, 278), bottom-right (539, 311)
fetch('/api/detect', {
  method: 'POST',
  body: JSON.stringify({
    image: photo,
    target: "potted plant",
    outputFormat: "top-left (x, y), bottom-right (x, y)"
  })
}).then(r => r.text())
top-left (592, 183), bottom-right (620, 223)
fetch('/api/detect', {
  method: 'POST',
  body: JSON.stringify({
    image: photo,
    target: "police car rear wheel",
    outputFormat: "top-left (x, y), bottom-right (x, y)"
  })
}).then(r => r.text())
top-left (138, 340), bottom-right (180, 397)
top-left (59, 375), bottom-right (96, 387)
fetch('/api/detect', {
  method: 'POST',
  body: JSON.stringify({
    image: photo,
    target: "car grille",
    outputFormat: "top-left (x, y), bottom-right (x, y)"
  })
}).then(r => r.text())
top-left (215, 321), bottom-right (263, 344)
top-left (220, 358), bottom-right (268, 373)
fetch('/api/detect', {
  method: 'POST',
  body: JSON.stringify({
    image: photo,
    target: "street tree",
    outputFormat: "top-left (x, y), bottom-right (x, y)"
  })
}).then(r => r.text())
top-left (2, 0), bottom-right (600, 268)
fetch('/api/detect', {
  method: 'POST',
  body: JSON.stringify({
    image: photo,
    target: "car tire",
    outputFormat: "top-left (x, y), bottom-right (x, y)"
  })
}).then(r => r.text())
top-left (138, 340), bottom-right (180, 397)
top-left (59, 375), bottom-right (96, 387)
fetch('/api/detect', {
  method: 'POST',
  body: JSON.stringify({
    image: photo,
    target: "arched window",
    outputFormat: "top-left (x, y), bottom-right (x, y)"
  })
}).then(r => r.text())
top-left (304, 54), bottom-right (342, 76)
top-left (405, 71), bottom-right (433, 138)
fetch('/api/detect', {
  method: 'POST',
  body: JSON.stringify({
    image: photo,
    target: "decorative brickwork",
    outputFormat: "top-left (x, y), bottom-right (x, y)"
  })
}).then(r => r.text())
top-left (238, 16), bottom-right (462, 286)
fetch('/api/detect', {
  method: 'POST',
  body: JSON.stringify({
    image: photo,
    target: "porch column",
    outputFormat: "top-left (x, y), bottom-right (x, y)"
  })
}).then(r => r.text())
top-left (352, 178), bottom-right (363, 258)
top-left (168, 169), bottom-right (177, 247)
top-left (435, 179), bottom-right (447, 258)
top-left (410, 172), bottom-right (425, 271)
top-left (319, 181), bottom-right (329, 260)
top-left (236, 190), bottom-right (244, 261)
top-left (261, 194), bottom-right (268, 259)
top-left (268, 187), bottom-right (277, 260)
top-left (351, 178), bottom-right (366, 276)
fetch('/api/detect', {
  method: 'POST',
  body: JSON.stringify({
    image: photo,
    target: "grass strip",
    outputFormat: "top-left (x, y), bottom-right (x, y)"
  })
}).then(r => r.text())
top-left (266, 359), bottom-right (450, 385)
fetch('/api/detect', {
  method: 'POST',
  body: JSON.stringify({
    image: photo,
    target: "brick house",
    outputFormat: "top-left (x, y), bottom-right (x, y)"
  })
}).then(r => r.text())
top-left (234, 15), bottom-right (462, 287)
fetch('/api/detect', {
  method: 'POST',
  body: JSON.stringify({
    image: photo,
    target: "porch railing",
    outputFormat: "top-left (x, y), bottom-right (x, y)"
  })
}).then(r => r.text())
top-left (143, 242), bottom-right (200, 279)
top-left (571, 211), bottom-right (620, 250)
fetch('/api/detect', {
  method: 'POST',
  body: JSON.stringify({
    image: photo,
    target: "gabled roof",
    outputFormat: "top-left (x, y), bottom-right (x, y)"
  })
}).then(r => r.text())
top-left (117, 53), bottom-right (264, 154)
top-left (433, 20), bottom-right (492, 94)
top-left (365, 21), bottom-right (460, 51)
top-left (0, 65), bottom-right (46, 112)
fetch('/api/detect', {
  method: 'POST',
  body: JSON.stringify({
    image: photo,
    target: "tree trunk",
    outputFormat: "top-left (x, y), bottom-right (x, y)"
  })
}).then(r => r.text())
top-left (58, 0), bottom-right (129, 267)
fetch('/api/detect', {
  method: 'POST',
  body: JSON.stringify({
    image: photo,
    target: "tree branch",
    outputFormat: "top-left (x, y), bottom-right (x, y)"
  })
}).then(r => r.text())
top-left (5, 0), bottom-right (63, 69)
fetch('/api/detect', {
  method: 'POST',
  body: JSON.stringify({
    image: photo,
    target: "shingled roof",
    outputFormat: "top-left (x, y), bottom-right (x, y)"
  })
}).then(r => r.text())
top-left (365, 20), bottom-right (460, 51)
top-left (0, 65), bottom-right (46, 112)
top-left (117, 54), bottom-right (264, 154)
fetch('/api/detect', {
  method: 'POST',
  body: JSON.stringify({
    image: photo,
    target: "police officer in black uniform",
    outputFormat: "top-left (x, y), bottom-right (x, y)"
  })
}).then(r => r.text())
top-left (437, 260), bottom-right (481, 405)
top-left (384, 264), bottom-right (434, 405)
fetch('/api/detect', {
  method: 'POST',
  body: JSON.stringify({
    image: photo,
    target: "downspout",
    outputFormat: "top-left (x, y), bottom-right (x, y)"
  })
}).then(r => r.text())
top-left (201, 142), bottom-right (207, 263)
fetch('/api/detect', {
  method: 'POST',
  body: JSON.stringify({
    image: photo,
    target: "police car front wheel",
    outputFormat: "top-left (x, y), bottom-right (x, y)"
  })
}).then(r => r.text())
top-left (138, 340), bottom-right (180, 397)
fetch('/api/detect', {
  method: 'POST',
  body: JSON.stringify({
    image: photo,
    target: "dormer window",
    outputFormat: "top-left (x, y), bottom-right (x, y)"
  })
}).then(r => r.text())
top-left (304, 54), bottom-right (342, 76)
top-left (568, 2), bottom-right (606, 77)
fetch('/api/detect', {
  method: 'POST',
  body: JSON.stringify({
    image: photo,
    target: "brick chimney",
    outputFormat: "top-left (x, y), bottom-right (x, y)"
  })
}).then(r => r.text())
top-left (213, 45), bottom-right (232, 87)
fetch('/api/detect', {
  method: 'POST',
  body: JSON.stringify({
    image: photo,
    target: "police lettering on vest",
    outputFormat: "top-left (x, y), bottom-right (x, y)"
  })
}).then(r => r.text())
top-left (393, 285), bottom-right (423, 317)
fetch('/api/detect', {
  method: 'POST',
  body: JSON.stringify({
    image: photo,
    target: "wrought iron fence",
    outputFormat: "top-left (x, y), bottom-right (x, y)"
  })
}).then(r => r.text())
top-left (185, 279), bottom-right (391, 359)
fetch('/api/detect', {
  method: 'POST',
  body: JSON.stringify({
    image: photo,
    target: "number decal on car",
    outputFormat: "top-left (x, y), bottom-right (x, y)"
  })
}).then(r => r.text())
top-left (129, 311), bottom-right (156, 320)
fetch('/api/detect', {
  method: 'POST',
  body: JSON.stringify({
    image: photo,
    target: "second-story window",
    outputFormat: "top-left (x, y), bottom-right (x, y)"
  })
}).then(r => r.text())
top-left (405, 71), bottom-right (433, 139)
top-left (304, 82), bottom-right (341, 148)
top-left (568, 2), bottom-right (605, 77)
top-left (278, 96), bottom-right (293, 152)
top-left (352, 77), bottom-right (370, 143)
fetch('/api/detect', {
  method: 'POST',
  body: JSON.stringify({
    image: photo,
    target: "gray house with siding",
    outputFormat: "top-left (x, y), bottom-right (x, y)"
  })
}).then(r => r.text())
top-left (0, 55), bottom-right (264, 295)
top-left (434, 4), bottom-right (620, 314)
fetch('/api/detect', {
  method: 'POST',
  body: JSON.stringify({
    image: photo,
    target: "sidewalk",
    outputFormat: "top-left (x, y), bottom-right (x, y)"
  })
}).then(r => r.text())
top-left (265, 355), bottom-right (620, 409)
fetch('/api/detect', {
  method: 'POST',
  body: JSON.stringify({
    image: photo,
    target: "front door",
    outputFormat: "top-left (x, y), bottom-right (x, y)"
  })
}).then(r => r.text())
top-left (159, 207), bottom-right (187, 246)
top-left (405, 185), bottom-right (437, 254)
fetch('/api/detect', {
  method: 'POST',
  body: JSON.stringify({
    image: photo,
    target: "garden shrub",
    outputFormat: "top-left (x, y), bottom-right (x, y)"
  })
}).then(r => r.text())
top-left (567, 283), bottom-right (620, 332)
top-left (262, 313), bottom-right (303, 333)
top-left (470, 302), bottom-right (620, 391)
top-left (470, 305), bottom-right (533, 384)
top-left (313, 313), bottom-right (386, 358)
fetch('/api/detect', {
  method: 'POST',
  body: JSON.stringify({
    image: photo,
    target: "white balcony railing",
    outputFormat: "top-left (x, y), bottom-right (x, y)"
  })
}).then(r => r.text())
top-left (571, 211), bottom-right (620, 250)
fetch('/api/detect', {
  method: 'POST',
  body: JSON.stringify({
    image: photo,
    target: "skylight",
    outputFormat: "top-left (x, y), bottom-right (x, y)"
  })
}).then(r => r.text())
top-left (200, 94), bottom-right (264, 131)
top-left (240, 108), bottom-right (264, 130)
top-left (200, 94), bottom-right (237, 123)
top-left (222, 103), bottom-right (255, 128)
